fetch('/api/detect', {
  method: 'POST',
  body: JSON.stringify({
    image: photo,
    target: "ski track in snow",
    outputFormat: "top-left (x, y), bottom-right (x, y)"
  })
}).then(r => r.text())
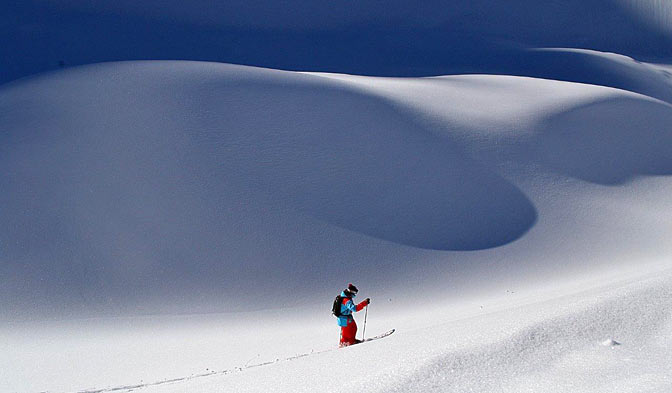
top-left (68, 331), bottom-right (396, 393)
top-left (63, 270), bottom-right (672, 393)
top-left (4, 3), bottom-right (672, 391)
top-left (70, 350), bottom-right (324, 393)
top-left (71, 352), bottom-right (307, 393)
top-left (2, 59), bottom-right (672, 393)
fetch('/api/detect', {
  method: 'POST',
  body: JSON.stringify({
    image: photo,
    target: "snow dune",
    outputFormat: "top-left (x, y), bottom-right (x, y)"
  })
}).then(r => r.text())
top-left (138, 269), bottom-right (672, 393)
top-left (7, 266), bottom-right (668, 393)
top-left (3, 61), bottom-right (672, 321)
top-left (1, 61), bottom-right (538, 319)
top-left (2, 59), bottom-right (672, 393)
top-left (4, 0), bottom-right (672, 83)
top-left (3, 1), bottom-right (672, 391)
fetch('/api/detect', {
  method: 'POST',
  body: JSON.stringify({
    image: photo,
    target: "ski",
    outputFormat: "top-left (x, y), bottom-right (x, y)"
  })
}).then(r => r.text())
top-left (362, 329), bottom-right (395, 343)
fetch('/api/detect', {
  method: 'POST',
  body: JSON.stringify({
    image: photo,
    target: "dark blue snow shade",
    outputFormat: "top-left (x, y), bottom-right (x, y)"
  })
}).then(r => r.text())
top-left (2, 0), bottom-right (672, 84)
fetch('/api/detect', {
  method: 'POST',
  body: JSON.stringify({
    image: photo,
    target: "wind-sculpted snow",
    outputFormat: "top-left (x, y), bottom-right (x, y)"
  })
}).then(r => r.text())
top-left (0, 62), bottom-right (538, 320)
top-left (503, 49), bottom-right (672, 105)
top-left (3, 1), bottom-right (672, 84)
top-left (384, 274), bottom-right (672, 393)
top-left (3, 2), bottom-right (672, 392)
top-left (3, 62), bottom-right (672, 393)
top-left (34, 269), bottom-right (668, 393)
top-left (532, 97), bottom-right (672, 184)
top-left (4, 61), bottom-right (672, 324)
top-left (620, 0), bottom-right (672, 33)
top-left (201, 79), bottom-right (537, 251)
top-left (310, 71), bottom-right (672, 185)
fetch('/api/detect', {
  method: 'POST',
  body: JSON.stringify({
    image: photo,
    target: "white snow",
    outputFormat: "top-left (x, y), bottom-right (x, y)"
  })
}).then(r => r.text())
top-left (2, 59), bottom-right (672, 393)
top-left (2, 2), bottom-right (672, 393)
top-left (601, 338), bottom-right (621, 347)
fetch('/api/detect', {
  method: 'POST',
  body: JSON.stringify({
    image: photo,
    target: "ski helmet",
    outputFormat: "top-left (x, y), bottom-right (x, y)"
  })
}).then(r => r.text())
top-left (344, 283), bottom-right (358, 297)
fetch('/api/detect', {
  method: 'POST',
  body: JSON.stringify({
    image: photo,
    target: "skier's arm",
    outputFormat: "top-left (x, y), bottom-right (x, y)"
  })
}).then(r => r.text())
top-left (344, 299), bottom-right (358, 314)
top-left (345, 298), bottom-right (369, 313)
top-left (355, 298), bottom-right (370, 312)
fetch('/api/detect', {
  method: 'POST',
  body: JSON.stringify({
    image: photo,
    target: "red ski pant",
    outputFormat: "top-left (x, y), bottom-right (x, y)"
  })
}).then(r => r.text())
top-left (340, 319), bottom-right (358, 347)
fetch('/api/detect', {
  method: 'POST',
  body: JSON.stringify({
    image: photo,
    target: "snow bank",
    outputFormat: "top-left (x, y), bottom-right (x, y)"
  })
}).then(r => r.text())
top-left (3, 1), bottom-right (672, 83)
top-left (0, 62), bottom-right (537, 320)
top-left (381, 272), bottom-right (672, 393)
top-left (2, 48), bottom-right (672, 393)
top-left (3, 61), bottom-right (672, 323)
top-left (533, 96), bottom-right (672, 185)
top-left (3, 2), bottom-right (672, 392)
top-left (6, 266), bottom-right (670, 393)
top-left (22, 268), bottom-right (662, 393)
top-left (620, 0), bottom-right (672, 33)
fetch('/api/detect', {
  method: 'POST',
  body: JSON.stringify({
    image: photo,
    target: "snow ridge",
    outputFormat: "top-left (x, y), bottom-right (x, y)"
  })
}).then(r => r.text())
top-left (384, 274), bottom-right (672, 393)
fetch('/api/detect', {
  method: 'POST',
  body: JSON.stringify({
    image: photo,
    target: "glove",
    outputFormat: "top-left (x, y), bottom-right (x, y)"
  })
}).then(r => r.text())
top-left (365, 298), bottom-right (371, 305)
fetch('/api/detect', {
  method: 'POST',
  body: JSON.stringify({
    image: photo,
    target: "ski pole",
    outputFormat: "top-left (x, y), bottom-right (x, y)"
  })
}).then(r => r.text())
top-left (362, 304), bottom-right (368, 341)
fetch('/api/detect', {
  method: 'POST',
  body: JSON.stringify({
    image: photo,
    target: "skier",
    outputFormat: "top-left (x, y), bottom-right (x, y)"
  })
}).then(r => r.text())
top-left (337, 283), bottom-right (370, 347)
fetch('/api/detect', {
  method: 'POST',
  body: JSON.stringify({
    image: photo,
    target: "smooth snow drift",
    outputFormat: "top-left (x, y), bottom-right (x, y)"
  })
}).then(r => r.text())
top-left (3, 1), bottom-right (672, 392)
top-left (4, 0), bottom-right (672, 83)
top-left (2, 60), bottom-right (672, 393)
top-left (3, 61), bottom-right (672, 320)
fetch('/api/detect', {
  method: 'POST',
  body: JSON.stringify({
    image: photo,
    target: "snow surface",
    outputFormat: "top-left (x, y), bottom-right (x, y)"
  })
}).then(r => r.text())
top-left (4, 0), bottom-right (672, 83)
top-left (3, 59), bottom-right (672, 393)
top-left (2, 2), bottom-right (672, 393)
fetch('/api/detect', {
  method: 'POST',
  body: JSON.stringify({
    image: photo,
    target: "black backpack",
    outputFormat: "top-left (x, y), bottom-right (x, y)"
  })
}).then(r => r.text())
top-left (332, 295), bottom-right (343, 317)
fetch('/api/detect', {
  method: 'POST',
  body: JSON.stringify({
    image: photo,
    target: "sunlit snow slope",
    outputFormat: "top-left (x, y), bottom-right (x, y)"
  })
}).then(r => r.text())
top-left (2, 1), bottom-right (672, 393)
top-left (3, 60), bottom-right (672, 321)
top-left (2, 59), bottom-right (672, 393)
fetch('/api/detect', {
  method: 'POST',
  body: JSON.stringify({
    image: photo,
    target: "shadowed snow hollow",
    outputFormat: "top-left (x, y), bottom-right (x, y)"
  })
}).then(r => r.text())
top-left (532, 97), bottom-right (672, 184)
top-left (0, 62), bottom-right (538, 319)
top-left (3, 61), bottom-right (672, 322)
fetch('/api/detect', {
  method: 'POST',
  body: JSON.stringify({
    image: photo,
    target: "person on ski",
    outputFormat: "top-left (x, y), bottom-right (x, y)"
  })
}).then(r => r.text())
top-left (338, 283), bottom-right (370, 347)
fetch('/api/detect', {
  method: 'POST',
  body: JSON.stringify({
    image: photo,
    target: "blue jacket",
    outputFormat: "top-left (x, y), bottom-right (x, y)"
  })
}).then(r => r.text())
top-left (337, 291), bottom-right (359, 327)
